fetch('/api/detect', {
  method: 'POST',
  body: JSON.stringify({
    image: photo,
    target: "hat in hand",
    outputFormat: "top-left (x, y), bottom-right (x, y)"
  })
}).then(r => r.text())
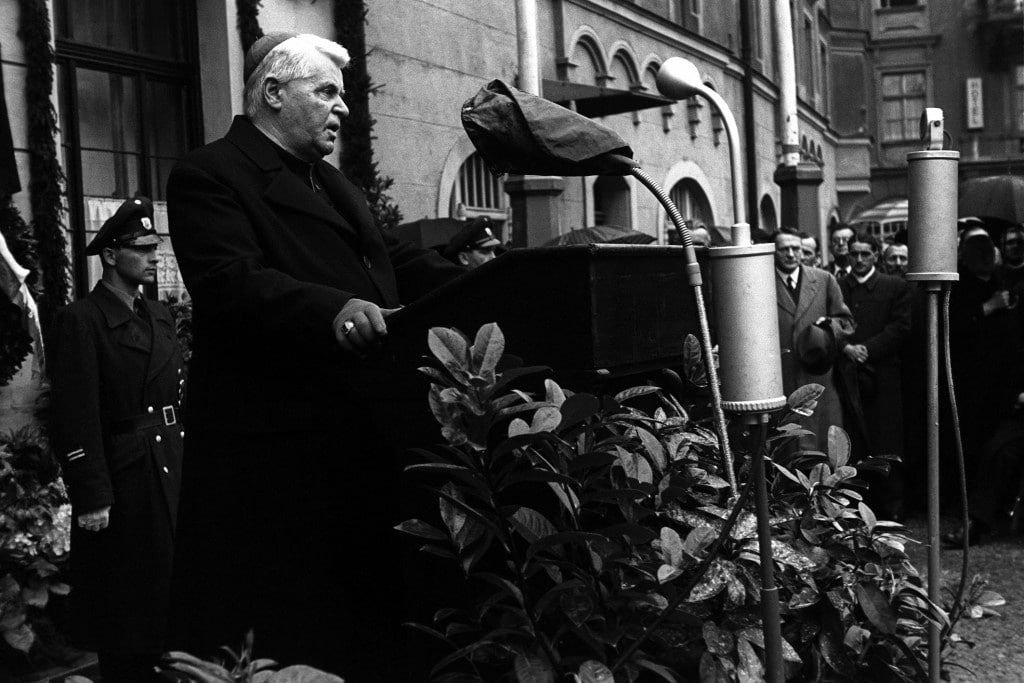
top-left (444, 217), bottom-right (502, 258)
top-left (85, 196), bottom-right (160, 255)
top-left (795, 318), bottom-right (838, 376)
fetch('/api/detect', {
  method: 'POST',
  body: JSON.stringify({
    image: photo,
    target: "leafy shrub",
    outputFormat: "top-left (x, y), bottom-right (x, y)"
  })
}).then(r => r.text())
top-left (0, 426), bottom-right (71, 657)
top-left (398, 324), bottom-right (949, 682)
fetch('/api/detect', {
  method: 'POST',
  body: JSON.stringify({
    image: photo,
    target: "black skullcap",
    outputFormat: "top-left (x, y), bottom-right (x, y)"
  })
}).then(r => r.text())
top-left (243, 32), bottom-right (297, 84)
top-left (85, 196), bottom-right (159, 255)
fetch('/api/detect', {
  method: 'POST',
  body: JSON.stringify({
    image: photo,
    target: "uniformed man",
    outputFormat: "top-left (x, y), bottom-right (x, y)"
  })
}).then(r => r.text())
top-left (443, 217), bottom-right (502, 269)
top-left (49, 196), bottom-right (184, 683)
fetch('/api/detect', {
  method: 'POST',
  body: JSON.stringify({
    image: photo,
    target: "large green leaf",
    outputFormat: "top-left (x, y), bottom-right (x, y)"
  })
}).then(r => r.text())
top-left (703, 621), bottom-right (734, 656)
top-left (659, 526), bottom-right (684, 567)
top-left (428, 327), bottom-right (471, 383)
top-left (267, 665), bottom-right (346, 682)
top-left (558, 393), bottom-right (601, 431)
top-left (635, 658), bottom-right (679, 682)
top-left (788, 384), bottom-right (824, 417)
top-left (854, 582), bottom-right (897, 634)
top-left (577, 660), bottom-right (614, 683)
top-left (2, 622), bottom-right (33, 653)
top-left (394, 518), bottom-right (447, 541)
top-left (513, 653), bottom-right (555, 683)
top-left (735, 636), bottom-right (764, 683)
top-left (827, 426), bottom-right (851, 469)
top-left (615, 446), bottom-right (654, 485)
top-left (636, 427), bottom-right (668, 473)
top-left (510, 506), bottom-right (558, 543)
top-left (470, 322), bottom-right (504, 381)
top-left (559, 585), bottom-right (594, 626)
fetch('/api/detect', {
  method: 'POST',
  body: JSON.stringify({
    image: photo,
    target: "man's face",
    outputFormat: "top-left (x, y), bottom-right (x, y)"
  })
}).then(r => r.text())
top-left (775, 234), bottom-right (802, 273)
top-left (458, 246), bottom-right (496, 269)
top-left (1003, 229), bottom-right (1024, 265)
top-left (800, 237), bottom-right (819, 267)
top-left (884, 244), bottom-right (909, 277)
top-left (830, 228), bottom-right (854, 257)
top-left (106, 244), bottom-right (160, 286)
top-left (275, 55), bottom-right (349, 161)
top-left (848, 240), bottom-right (877, 277)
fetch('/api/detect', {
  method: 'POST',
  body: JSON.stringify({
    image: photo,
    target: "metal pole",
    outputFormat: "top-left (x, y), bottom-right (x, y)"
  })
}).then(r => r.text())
top-left (751, 415), bottom-right (784, 683)
top-left (926, 282), bottom-right (942, 683)
top-left (514, 0), bottom-right (540, 95)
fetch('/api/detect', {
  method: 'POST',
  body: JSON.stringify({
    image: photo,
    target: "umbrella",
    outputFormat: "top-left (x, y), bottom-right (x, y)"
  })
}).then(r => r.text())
top-left (958, 175), bottom-right (1024, 225)
top-left (542, 225), bottom-right (656, 246)
top-left (461, 79), bottom-right (636, 177)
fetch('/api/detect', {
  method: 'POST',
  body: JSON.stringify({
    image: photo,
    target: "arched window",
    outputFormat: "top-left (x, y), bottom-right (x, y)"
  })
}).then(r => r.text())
top-left (450, 153), bottom-right (507, 233)
top-left (668, 179), bottom-right (712, 231)
top-left (759, 195), bottom-right (778, 235)
top-left (593, 176), bottom-right (631, 228)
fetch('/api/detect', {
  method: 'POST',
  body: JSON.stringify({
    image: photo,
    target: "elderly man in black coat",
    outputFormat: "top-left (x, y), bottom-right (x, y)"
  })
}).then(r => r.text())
top-left (165, 33), bottom-right (464, 679)
top-left (837, 234), bottom-right (912, 520)
top-left (50, 197), bottom-right (185, 683)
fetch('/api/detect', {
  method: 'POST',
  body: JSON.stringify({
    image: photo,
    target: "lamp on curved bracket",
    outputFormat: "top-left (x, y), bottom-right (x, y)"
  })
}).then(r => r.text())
top-left (656, 57), bottom-right (745, 225)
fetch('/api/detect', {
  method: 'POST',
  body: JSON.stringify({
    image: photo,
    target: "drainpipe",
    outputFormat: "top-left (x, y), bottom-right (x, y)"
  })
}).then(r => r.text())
top-left (739, 0), bottom-right (759, 232)
top-left (772, 0), bottom-right (823, 236)
top-left (515, 0), bottom-right (540, 95)
top-left (507, 0), bottom-right (564, 246)
top-left (774, 0), bottom-right (799, 167)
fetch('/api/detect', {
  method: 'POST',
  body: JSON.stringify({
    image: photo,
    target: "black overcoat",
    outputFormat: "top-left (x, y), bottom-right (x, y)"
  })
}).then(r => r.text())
top-left (165, 116), bottom-right (464, 678)
top-left (49, 283), bottom-right (184, 653)
top-left (838, 270), bottom-right (912, 458)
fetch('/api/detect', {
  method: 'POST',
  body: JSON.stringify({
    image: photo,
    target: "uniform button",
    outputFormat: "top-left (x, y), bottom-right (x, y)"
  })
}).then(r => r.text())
top-left (362, 255), bottom-right (372, 269)
top-left (155, 435), bottom-right (163, 443)
top-left (178, 368), bottom-right (183, 375)
top-left (163, 466), bottom-right (169, 474)
top-left (180, 430), bottom-right (185, 438)
top-left (147, 406), bottom-right (155, 414)
top-left (179, 379), bottom-right (185, 385)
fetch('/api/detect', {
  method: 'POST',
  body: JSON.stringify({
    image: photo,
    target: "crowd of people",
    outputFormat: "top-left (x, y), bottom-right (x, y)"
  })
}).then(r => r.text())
top-left (771, 220), bottom-right (1024, 544)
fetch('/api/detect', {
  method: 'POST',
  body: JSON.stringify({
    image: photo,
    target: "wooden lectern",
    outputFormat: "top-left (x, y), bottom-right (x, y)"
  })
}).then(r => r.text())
top-left (386, 243), bottom-right (701, 379)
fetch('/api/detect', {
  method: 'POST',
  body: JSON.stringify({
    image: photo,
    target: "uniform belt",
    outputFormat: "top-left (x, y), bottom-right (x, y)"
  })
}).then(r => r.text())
top-left (110, 405), bottom-right (177, 435)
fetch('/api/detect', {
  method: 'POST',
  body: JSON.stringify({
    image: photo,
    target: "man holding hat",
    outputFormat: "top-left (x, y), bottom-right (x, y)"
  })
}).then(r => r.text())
top-left (49, 196), bottom-right (185, 682)
top-left (444, 216), bottom-right (502, 269)
top-left (774, 226), bottom-right (855, 447)
top-left (166, 33), bottom-right (463, 679)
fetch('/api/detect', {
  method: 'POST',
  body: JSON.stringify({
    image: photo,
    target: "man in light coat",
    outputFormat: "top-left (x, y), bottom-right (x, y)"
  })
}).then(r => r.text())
top-left (774, 226), bottom-right (855, 447)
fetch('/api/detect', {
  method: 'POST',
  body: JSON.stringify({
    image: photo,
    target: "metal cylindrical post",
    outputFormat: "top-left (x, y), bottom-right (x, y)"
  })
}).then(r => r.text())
top-left (907, 150), bottom-right (960, 282)
top-left (708, 224), bottom-right (786, 413)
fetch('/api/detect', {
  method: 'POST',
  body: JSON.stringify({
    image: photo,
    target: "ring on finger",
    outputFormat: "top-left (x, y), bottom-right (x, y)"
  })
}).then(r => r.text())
top-left (342, 320), bottom-right (356, 335)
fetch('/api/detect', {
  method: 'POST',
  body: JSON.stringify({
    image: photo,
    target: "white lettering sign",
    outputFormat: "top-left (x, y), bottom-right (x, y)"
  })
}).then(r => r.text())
top-left (966, 77), bottom-right (984, 130)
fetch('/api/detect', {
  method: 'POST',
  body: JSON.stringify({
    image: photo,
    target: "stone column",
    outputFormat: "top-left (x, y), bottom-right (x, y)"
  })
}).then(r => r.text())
top-left (505, 175), bottom-right (565, 247)
top-left (774, 161), bottom-right (823, 231)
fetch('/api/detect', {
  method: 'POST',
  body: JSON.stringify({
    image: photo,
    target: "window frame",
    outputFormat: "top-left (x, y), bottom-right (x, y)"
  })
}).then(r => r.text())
top-left (877, 68), bottom-right (929, 143)
top-left (54, 0), bottom-right (202, 298)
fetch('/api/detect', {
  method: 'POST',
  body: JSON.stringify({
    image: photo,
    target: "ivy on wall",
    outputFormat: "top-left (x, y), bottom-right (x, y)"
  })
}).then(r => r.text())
top-left (236, 0), bottom-right (264, 54)
top-left (17, 0), bottom-right (69, 321)
top-left (332, 0), bottom-right (403, 231)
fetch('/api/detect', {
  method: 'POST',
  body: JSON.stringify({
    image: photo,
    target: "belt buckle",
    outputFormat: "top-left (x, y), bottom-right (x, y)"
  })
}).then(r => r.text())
top-left (162, 405), bottom-right (177, 427)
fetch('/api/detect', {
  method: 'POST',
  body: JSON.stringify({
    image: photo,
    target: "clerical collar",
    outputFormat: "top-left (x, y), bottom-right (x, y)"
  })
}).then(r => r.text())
top-left (854, 267), bottom-right (875, 284)
top-left (274, 145), bottom-right (321, 193)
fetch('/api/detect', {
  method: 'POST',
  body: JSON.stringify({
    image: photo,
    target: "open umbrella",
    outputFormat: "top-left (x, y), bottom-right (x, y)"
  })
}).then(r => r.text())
top-left (958, 175), bottom-right (1024, 225)
top-left (542, 225), bottom-right (656, 246)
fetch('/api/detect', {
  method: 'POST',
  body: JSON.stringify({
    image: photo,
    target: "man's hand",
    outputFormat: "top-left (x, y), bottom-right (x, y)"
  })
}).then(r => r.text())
top-left (983, 290), bottom-right (1013, 316)
top-left (78, 506), bottom-right (111, 532)
top-left (843, 344), bottom-right (869, 364)
top-left (333, 299), bottom-right (401, 354)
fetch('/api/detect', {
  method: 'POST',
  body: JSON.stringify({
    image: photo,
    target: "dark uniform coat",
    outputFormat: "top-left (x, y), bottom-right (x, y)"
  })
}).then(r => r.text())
top-left (49, 283), bottom-right (184, 654)
top-left (839, 269), bottom-right (912, 459)
top-left (165, 116), bottom-right (463, 678)
top-left (776, 265), bottom-right (855, 447)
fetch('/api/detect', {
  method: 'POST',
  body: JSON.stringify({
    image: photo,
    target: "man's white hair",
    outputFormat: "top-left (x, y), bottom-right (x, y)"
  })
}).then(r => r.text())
top-left (243, 34), bottom-right (350, 119)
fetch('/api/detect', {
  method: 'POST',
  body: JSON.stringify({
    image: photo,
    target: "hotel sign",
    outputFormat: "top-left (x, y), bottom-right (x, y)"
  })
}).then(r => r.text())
top-left (966, 77), bottom-right (984, 130)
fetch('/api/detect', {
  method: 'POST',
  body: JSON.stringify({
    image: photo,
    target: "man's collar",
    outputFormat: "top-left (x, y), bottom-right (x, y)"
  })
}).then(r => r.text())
top-left (854, 266), bottom-right (876, 284)
top-left (777, 266), bottom-right (800, 283)
top-left (99, 279), bottom-right (141, 311)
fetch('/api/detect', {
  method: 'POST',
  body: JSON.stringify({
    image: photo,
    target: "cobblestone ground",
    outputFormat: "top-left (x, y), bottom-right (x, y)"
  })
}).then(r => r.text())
top-left (903, 515), bottom-right (1024, 682)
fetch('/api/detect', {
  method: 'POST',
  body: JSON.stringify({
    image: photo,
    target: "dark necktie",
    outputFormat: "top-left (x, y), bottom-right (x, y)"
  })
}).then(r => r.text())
top-left (133, 297), bottom-right (150, 322)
